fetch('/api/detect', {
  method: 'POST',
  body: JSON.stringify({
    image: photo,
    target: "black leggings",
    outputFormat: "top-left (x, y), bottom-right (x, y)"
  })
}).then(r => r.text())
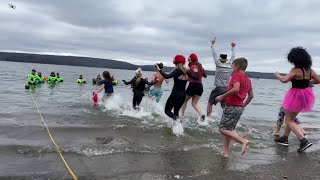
top-left (165, 91), bottom-right (186, 120)
top-left (133, 91), bottom-right (144, 108)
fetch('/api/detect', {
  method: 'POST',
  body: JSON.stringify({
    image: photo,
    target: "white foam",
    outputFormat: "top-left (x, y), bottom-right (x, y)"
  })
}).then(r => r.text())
top-left (197, 116), bottom-right (209, 126)
top-left (172, 121), bottom-right (184, 136)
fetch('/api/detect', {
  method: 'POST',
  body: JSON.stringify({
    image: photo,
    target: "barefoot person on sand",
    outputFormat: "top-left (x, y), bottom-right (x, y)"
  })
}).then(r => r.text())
top-left (216, 58), bottom-right (254, 157)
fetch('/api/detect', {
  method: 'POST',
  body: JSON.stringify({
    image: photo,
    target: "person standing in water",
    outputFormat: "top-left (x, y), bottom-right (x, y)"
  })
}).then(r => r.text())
top-left (123, 68), bottom-right (158, 110)
top-left (56, 73), bottom-right (64, 83)
top-left (216, 58), bottom-right (253, 157)
top-left (93, 75), bottom-right (102, 85)
top-left (27, 69), bottom-right (37, 85)
top-left (148, 62), bottom-right (166, 103)
top-left (274, 47), bottom-right (320, 152)
top-left (94, 71), bottom-right (114, 101)
top-left (47, 72), bottom-right (57, 84)
top-left (76, 75), bottom-right (87, 84)
top-left (35, 71), bottom-right (45, 84)
top-left (156, 55), bottom-right (199, 121)
top-left (181, 53), bottom-right (207, 121)
top-left (207, 37), bottom-right (236, 117)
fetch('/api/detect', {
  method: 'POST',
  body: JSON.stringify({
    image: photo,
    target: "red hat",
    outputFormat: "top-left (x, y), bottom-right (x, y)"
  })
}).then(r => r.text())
top-left (173, 55), bottom-right (186, 65)
top-left (189, 53), bottom-right (198, 62)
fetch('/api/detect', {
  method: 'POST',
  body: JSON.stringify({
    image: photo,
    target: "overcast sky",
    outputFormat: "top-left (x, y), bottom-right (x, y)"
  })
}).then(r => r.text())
top-left (1, 0), bottom-right (320, 72)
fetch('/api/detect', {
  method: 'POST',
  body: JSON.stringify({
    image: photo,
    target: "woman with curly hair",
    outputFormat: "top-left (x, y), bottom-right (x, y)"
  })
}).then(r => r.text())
top-left (274, 47), bottom-right (320, 152)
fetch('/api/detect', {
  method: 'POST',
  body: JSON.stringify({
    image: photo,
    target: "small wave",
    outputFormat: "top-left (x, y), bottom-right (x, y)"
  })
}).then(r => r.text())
top-left (16, 144), bottom-right (160, 157)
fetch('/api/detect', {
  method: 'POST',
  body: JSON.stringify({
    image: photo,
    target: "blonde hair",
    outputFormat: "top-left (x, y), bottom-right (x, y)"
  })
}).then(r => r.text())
top-left (177, 63), bottom-right (187, 74)
top-left (135, 73), bottom-right (142, 87)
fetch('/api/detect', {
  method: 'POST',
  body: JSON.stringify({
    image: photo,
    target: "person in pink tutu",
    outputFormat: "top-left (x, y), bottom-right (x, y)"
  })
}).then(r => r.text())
top-left (274, 47), bottom-right (320, 152)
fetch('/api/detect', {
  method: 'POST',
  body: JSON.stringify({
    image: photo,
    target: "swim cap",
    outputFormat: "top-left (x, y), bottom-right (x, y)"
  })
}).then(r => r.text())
top-left (173, 55), bottom-right (186, 65)
top-left (135, 68), bottom-right (142, 74)
top-left (189, 53), bottom-right (198, 62)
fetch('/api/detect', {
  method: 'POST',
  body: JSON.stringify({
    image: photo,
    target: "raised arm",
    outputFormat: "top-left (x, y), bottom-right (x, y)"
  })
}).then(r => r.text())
top-left (211, 37), bottom-right (220, 65)
top-left (229, 42), bottom-right (236, 63)
top-left (275, 68), bottom-right (295, 83)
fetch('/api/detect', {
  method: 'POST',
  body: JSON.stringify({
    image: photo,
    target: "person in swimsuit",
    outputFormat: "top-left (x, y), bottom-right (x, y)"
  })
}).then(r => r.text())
top-left (156, 55), bottom-right (198, 121)
top-left (181, 53), bottom-right (207, 121)
top-left (274, 47), bottom-right (320, 152)
top-left (148, 62), bottom-right (166, 103)
top-left (123, 68), bottom-right (158, 110)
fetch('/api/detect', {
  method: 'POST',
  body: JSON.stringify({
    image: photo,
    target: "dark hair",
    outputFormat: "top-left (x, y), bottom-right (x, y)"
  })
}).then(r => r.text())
top-left (287, 47), bottom-right (312, 69)
top-left (233, 58), bottom-right (248, 71)
top-left (102, 71), bottom-right (112, 81)
top-left (157, 62), bottom-right (164, 70)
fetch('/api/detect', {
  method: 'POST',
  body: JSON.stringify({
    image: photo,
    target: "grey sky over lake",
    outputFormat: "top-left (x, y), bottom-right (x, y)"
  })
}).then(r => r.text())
top-left (1, 0), bottom-right (320, 72)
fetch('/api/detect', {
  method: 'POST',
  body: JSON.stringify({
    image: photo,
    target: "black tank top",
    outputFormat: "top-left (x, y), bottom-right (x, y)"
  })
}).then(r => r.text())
top-left (291, 68), bottom-right (311, 89)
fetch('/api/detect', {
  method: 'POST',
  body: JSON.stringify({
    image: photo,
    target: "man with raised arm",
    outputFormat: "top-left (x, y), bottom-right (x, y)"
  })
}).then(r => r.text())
top-left (207, 37), bottom-right (236, 117)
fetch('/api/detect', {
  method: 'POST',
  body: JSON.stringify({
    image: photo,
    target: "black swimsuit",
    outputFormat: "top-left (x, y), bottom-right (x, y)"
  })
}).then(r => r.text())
top-left (159, 69), bottom-right (198, 120)
top-left (291, 68), bottom-right (311, 89)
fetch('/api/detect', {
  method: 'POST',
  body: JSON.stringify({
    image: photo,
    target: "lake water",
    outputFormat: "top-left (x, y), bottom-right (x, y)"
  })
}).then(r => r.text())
top-left (0, 61), bottom-right (320, 179)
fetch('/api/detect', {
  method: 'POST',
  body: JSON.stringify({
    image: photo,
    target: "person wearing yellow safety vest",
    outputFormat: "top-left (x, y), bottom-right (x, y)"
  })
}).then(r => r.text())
top-left (35, 72), bottom-right (45, 84)
top-left (56, 73), bottom-right (64, 83)
top-left (47, 72), bottom-right (57, 84)
top-left (27, 69), bottom-right (37, 85)
top-left (76, 75), bottom-right (87, 84)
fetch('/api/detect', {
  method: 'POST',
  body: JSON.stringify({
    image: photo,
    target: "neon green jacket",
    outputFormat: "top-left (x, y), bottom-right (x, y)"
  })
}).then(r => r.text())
top-left (76, 78), bottom-right (87, 84)
top-left (56, 77), bottom-right (64, 83)
top-left (47, 76), bottom-right (57, 84)
top-left (27, 73), bottom-right (36, 84)
top-left (35, 75), bottom-right (44, 83)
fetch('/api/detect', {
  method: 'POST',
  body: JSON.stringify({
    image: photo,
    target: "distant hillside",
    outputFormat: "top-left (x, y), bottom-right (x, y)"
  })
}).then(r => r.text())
top-left (0, 52), bottom-right (276, 79)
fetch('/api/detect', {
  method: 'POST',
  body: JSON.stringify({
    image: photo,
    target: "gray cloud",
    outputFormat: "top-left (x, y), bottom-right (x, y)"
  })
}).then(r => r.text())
top-left (1, 0), bottom-right (320, 72)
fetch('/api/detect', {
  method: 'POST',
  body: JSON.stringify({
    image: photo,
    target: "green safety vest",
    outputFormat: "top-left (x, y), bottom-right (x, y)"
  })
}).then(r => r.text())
top-left (47, 76), bottom-right (57, 83)
top-left (77, 78), bottom-right (86, 84)
top-left (27, 73), bottom-right (36, 84)
top-left (56, 77), bottom-right (64, 83)
top-left (35, 75), bottom-right (44, 83)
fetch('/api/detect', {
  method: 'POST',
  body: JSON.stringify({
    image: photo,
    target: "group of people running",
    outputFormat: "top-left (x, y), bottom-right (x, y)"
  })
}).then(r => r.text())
top-left (27, 69), bottom-right (64, 86)
top-left (93, 36), bottom-right (320, 156)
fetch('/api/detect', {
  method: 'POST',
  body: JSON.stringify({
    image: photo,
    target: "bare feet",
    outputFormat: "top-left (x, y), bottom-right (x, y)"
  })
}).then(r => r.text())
top-left (220, 152), bottom-right (229, 158)
top-left (241, 140), bottom-right (249, 156)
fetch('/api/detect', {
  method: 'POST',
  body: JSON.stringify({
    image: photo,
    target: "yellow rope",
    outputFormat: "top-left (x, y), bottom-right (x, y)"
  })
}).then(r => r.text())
top-left (31, 94), bottom-right (78, 180)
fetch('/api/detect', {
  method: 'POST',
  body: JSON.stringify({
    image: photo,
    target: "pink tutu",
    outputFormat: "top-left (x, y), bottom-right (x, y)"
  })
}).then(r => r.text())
top-left (282, 87), bottom-right (315, 113)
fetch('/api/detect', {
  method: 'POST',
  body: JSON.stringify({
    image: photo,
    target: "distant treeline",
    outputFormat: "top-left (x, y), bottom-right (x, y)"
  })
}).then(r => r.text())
top-left (0, 52), bottom-right (277, 79)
